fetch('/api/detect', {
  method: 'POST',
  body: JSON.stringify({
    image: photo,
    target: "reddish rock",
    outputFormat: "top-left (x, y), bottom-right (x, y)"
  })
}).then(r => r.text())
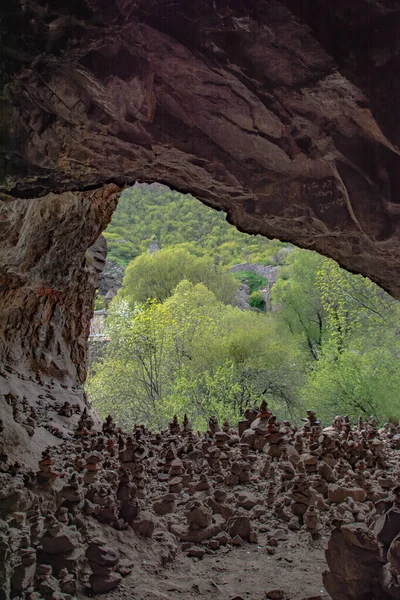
top-left (323, 527), bottom-right (382, 600)
top-left (328, 484), bottom-right (367, 504)
top-left (187, 546), bottom-right (205, 559)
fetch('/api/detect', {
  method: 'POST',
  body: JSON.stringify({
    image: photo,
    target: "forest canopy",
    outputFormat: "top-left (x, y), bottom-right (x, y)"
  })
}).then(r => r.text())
top-left (87, 185), bottom-right (400, 430)
top-left (103, 183), bottom-right (288, 267)
top-left (120, 247), bottom-right (240, 306)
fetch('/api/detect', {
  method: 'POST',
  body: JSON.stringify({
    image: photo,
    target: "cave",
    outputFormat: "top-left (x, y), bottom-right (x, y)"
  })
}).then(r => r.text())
top-left (2, 0), bottom-right (400, 387)
top-left (1, 1), bottom-right (400, 599)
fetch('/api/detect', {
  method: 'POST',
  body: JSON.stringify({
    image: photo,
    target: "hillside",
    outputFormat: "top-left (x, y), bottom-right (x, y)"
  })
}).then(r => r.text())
top-left (104, 183), bottom-right (288, 267)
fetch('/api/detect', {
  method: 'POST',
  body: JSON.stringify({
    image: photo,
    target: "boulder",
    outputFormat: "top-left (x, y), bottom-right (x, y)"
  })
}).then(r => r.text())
top-left (227, 515), bottom-right (252, 541)
top-left (328, 485), bottom-right (366, 504)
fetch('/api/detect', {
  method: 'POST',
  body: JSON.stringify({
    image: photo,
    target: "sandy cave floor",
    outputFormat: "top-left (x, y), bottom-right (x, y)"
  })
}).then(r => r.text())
top-left (78, 525), bottom-right (328, 600)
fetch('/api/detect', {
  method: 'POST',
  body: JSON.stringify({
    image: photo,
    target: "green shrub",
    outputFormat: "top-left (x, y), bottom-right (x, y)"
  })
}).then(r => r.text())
top-left (249, 290), bottom-right (265, 310)
top-left (233, 271), bottom-right (268, 293)
top-left (121, 248), bottom-right (239, 306)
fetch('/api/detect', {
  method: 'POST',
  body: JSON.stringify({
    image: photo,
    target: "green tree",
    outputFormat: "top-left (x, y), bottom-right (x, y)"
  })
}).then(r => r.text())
top-left (120, 247), bottom-right (239, 306)
top-left (249, 290), bottom-right (265, 310)
top-left (272, 248), bottom-right (400, 424)
top-left (87, 281), bottom-right (304, 429)
top-left (302, 258), bottom-right (400, 422)
top-left (271, 249), bottom-right (326, 359)
top-left (103, 182), bottom-right (287, 267)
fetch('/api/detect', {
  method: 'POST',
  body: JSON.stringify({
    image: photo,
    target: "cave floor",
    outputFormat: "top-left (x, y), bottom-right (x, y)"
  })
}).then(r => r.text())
top-left (77, 524), bottom-right (328, 600)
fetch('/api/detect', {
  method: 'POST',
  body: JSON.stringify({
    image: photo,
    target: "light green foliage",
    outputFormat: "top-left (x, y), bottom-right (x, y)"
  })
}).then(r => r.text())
top-left (91, 183), bottom-right (400, 429)
top-left (303, 258), bottom-right (400, 422)
top-left (271, 249), bottom-right (326, 359)
top-left (249, 291), bottom-right (265, 310)
top-left (120, 247), bottom-right (240, 306)
top-left (273, 248), bottom-right (400, 424)
top-left (103, 183), bottom-right (287, 267)
top-left (87, 281), bottom-right (304, 430)
top-left (303, 345), bottom-right (400, 423)
top-left (232, 271), bottom-right (268, 293)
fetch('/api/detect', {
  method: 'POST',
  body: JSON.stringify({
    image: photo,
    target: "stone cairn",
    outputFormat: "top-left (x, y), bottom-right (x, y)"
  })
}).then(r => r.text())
top-left (1, 368), bottom-right (400, 599)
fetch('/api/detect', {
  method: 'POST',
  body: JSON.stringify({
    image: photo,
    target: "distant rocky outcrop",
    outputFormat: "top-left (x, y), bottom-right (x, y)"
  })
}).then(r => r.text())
top-left (98, 261), bottom-right (125, 299)
top-left (235, 283), bottom-right (251, 311)
top-left (230, 264), bottom-right (281, 311)
top-left (148, 236), bottom-right (161, 254)
top-left (230, 263), bottom-right (280, 284)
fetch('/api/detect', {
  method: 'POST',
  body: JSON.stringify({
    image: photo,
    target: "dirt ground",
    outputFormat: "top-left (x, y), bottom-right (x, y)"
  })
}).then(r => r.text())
top-left (80, 525), bottom-right (328, 600)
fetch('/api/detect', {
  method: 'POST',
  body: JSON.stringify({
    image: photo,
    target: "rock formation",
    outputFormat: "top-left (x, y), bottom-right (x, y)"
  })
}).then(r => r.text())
top-left (1, 3), bottom-right (400, 598)
top-left (98, 261), bottom-right (125, 299)
top-left (0, 0), bottom-right (400, 396)
top-left (0, 186), bottom-right (119, 382)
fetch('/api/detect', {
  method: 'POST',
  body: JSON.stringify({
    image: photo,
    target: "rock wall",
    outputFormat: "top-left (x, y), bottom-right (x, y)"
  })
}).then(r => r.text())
top-left (0, 0), bottom-right (400, 503)
top-left (230, 264), bottom-right (281, 310)
top-left (0, 185), bottom-right (119, 383)
top-left (1, 7), bottom-right (399, 593)
top-left (98, 261), bottom-right (125, 299)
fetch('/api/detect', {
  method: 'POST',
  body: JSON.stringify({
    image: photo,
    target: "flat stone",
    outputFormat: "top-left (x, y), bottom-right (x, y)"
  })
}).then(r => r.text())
top-left (236, 491), bottom-right (263, 510)
top-left (266, 591), bottom-right (284, 599)
top-left (328, 484), bottom-right (366, 504)
top-left (187, 546), bottom-right (205, 559)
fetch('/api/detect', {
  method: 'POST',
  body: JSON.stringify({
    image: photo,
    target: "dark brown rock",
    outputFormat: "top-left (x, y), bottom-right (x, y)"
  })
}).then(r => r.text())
top-left (323, 527), bottom-right (383, 600)
top-left (132, 512), bottom-right (156, 538)
top-left (376, 507), bottom-right (400, 547)
top-left (341, 523), bottom-right (379, 551)
top-left (187, 545), bottom-right (206, 559)
top-left (226, 515), bottom-right (252, 541)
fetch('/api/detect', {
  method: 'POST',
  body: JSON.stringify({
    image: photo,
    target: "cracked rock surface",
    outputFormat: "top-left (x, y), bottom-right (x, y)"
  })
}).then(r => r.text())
top-left (1, 0), bottom-right (400, 295)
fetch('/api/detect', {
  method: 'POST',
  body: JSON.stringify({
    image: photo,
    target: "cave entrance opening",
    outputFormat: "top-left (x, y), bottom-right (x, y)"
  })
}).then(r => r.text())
top-left (86, 181), bottom-right (295, 432)
top-left (85, 182), bottom-right (400, 438)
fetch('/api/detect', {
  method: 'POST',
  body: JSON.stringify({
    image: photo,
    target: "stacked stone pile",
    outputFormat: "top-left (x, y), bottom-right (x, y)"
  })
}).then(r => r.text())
top-left (1, 371), bottom-right (400, 599)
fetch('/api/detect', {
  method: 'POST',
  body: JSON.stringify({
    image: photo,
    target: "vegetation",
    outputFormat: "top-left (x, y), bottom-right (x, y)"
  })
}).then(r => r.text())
top-left (120, 247), bottom-right (239, 306)
top-left (272, 249), bottom-right (400, 423)
top-left (94, 294), bottom-right (105, 311)
top-left (88, 281), bottom-right (303, 430)
top-left (104, 183), bottom-right (287, 267)
top-left (232, 271), bottom-right (269, 294)
top-left (87, 185), bottom-right (400, 430)
top-left (249, 290), bottom-right (265, 310)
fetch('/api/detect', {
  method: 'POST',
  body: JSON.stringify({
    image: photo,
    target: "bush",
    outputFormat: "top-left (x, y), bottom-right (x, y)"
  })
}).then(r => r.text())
top-left (232, 271), bottom-right (268, 293)
top-left (121, 248), bottom-right (239, 306)
top-left (87, 281), bottom-right (303, 430)
top-left (249, 291), bottom-right (265, 310)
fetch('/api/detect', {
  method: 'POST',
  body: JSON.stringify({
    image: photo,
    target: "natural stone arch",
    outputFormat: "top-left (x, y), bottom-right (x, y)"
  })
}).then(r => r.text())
top-left (1, 0), bottom-right (400, 382)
